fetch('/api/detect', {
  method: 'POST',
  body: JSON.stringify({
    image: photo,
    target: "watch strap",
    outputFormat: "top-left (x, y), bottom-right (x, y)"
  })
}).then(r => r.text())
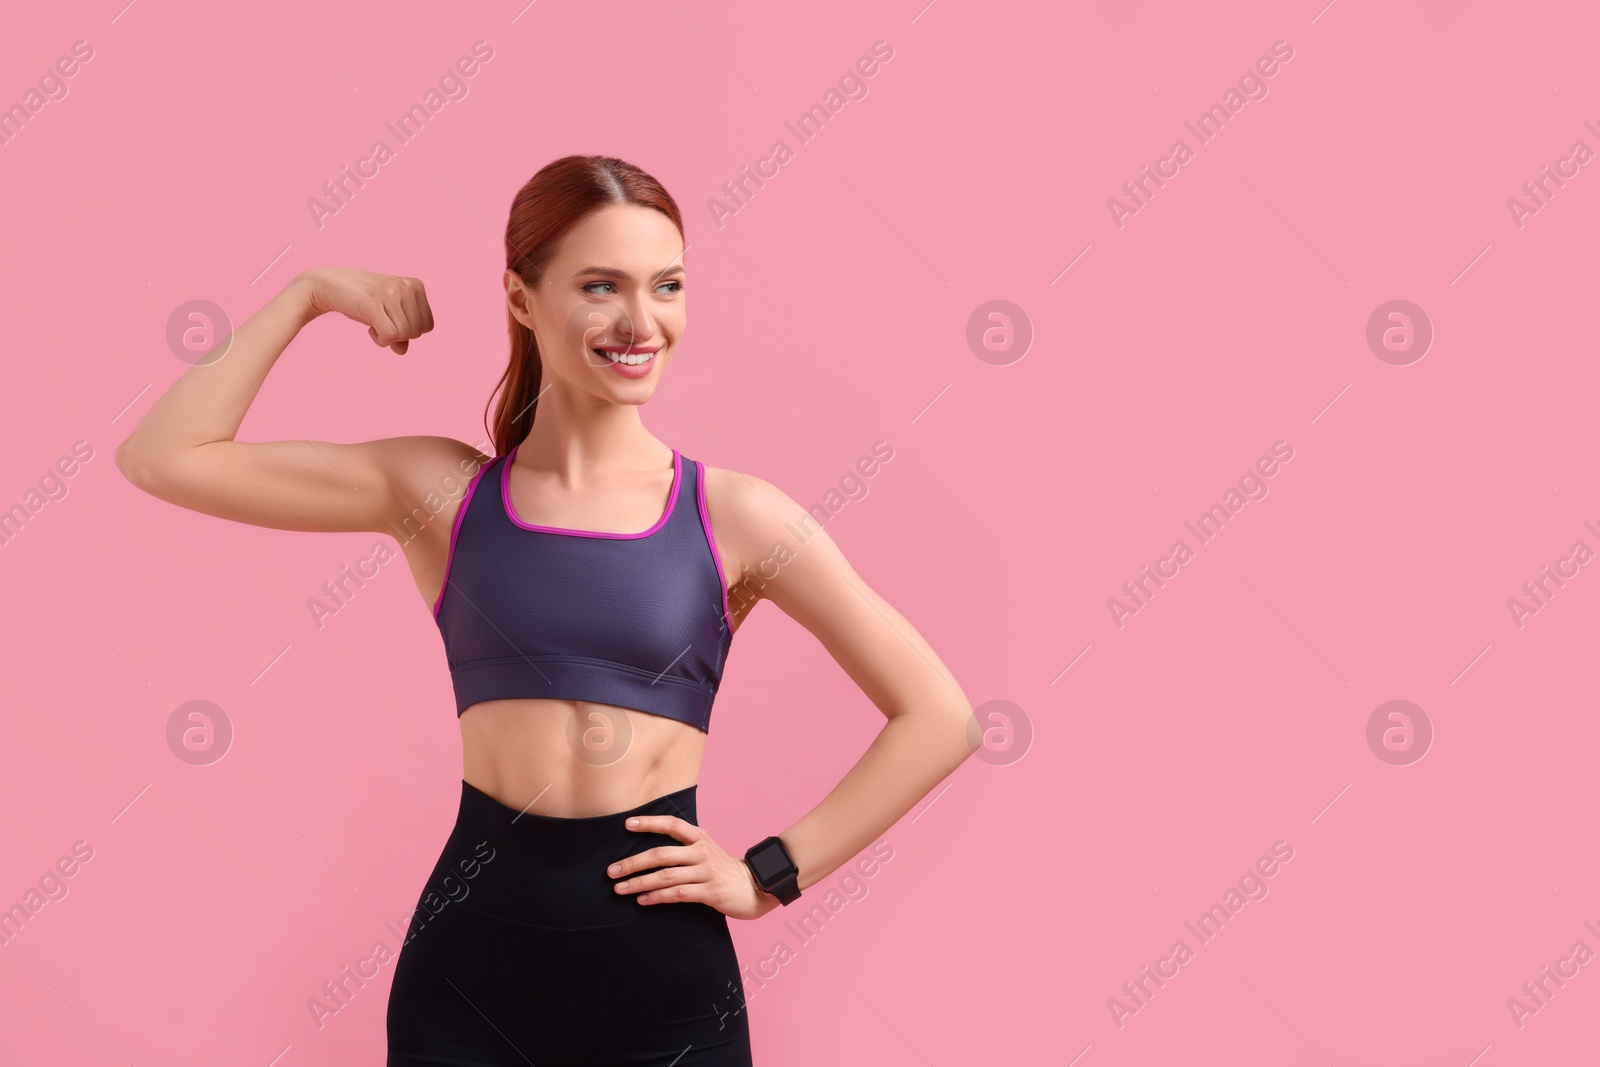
top-left (767, 869), bottom-right (801, 906)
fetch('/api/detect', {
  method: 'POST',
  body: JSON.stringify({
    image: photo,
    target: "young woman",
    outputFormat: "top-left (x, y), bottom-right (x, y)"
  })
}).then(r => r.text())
top-left (116, 154), bottom-right (975, 1065)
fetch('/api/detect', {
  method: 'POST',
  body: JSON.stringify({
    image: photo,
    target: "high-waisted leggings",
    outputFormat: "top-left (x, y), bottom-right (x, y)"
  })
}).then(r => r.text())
top-left (387, 780), bottom-right (753, 1065)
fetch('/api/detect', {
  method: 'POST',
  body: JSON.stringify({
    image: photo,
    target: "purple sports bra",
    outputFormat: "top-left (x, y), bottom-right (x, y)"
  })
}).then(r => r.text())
top-left (432, 443), bottom-right (733, 731)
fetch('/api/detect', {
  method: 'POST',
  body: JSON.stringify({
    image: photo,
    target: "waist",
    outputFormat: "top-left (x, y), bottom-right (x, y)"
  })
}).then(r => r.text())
top-left (460, 697), bottom-right (706, 794)
top-left (425, 779), bottom-right (704, 929)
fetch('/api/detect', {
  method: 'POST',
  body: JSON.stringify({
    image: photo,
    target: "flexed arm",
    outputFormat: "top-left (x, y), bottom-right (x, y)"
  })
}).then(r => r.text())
top-left (115, 269), bottom-right (450, 534)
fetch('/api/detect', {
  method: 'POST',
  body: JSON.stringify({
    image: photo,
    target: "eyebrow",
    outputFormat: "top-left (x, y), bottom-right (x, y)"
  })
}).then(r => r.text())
top-left (572, 264), bottom-right (686, 281)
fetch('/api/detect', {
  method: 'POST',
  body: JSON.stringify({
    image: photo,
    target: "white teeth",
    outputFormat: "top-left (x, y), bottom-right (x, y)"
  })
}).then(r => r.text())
top-left (597, 348), bottom-right (654, 366)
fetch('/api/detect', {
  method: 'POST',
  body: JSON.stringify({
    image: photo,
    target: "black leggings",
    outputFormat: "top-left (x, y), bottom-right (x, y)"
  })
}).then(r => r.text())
top-left (387, 780), bottom-right (753, 1065)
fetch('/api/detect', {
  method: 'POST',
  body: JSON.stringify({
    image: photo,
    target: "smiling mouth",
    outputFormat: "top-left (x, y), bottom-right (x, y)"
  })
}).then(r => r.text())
top-left (592, 347), bottom-right (658, 366)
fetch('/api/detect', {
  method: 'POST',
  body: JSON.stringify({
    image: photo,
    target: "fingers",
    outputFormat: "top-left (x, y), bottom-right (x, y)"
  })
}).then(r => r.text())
top-left (392, 282), bottom-right (428, 347)
top-left (365, 278), bottom-right (433, 354)
top-left (607, 823), bottom-right (759, 913)
top-left (366, 305), bottom-right (399, 351)
top-left (609, 816), bottom-right (728, 904)
top-left (624, 813), bottom-right (703, 845)
top-left (381, 289), bottom-right (412, 353)
top-left (614, 861), bottom-right (711, 903)
top-left (405, 280), bottom-right (436, 334)
top-left (632, 878), bottom-right (713, 905)
top-left (608, 842), bottom-right (703, 880)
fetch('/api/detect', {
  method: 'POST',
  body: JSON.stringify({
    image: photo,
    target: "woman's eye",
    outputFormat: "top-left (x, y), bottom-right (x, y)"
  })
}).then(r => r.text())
top-left (583, 280), bottom-right (682, 296)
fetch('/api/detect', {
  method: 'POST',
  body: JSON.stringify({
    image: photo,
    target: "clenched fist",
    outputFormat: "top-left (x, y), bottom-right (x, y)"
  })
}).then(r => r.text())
top-left (298, 267), bottom-right (435, 354)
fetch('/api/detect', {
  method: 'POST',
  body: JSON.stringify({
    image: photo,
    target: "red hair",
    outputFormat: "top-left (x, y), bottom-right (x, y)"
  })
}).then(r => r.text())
top-left (485, 155), bottom-right (685, 457)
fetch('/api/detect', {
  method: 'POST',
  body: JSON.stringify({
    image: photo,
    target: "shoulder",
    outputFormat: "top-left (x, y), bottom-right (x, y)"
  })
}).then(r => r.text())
top-left (382, 436), bottom-right (495, 517)
top-left (696, 464), bottom-right (836, 587)
top-left (697, 464), bottom-right (805, 537)
top-left (697, 462), bottom-right (872, 622)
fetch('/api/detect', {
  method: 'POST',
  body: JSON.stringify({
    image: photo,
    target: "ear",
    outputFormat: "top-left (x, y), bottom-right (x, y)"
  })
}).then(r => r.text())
top-left (504, 270), bottom-right (537, 330)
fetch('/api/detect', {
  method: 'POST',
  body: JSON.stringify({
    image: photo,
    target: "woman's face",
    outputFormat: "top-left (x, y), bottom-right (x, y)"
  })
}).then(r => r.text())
top-left (506, 203), bottom-right (686, 406)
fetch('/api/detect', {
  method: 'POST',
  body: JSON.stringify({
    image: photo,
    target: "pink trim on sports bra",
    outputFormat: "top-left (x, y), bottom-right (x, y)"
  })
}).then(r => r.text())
top-left (694, 460), bottom-right (732, 628)
top-left (432, 456), bottom-right (495, 620)
top-left (500, 444), bottom-right (682, 539)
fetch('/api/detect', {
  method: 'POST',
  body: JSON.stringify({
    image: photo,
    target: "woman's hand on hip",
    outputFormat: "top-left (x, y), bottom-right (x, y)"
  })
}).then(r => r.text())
top-left (609, 815), bottom-right (783, 921)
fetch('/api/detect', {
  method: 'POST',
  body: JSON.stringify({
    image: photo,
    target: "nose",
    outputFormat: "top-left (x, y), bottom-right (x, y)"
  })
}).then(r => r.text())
top-left (609, 292), bottom-right (658, 343)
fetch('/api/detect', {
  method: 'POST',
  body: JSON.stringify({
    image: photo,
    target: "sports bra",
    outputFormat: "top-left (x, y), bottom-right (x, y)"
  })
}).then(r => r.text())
top-left (431, 442), bottom-right (733, 732)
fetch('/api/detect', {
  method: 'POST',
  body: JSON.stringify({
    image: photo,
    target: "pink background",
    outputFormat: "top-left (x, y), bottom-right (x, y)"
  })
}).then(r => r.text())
top-left (2, 0), bottom-right (1597, 1063)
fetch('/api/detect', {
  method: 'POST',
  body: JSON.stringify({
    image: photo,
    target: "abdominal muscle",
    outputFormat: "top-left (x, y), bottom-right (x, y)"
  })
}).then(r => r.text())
top-left (458, 697), bottom-right (709, 819)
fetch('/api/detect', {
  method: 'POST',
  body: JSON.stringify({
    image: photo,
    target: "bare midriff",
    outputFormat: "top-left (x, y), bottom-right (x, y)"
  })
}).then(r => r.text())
top-left (459, 698), bottom-right (710, 819)
top-left (410, 453), bottom-right (743, 820)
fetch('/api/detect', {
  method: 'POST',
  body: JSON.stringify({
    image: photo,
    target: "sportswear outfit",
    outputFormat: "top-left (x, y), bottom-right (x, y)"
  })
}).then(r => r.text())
top-left (386, 444), bottom-right (751, 1065)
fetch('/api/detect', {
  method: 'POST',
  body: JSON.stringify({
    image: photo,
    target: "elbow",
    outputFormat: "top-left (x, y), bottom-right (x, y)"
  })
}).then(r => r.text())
top-left (950, 698), bottom-right (983, 769)
top-left (113, 438), bottom-right (143, 486)
top-left (114, 438), bottom-right (164, 492)
top-left (908, 696), bottom-right (981, 771)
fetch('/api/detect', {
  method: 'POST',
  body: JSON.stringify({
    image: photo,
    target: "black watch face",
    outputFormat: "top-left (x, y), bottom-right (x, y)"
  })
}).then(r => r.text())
top-left (748, 841), bottom-right (792, 882)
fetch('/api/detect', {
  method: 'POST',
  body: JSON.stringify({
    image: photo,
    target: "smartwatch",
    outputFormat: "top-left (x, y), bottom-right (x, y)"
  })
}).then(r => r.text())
top-left (743, 835), bottom-right (801, 906)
